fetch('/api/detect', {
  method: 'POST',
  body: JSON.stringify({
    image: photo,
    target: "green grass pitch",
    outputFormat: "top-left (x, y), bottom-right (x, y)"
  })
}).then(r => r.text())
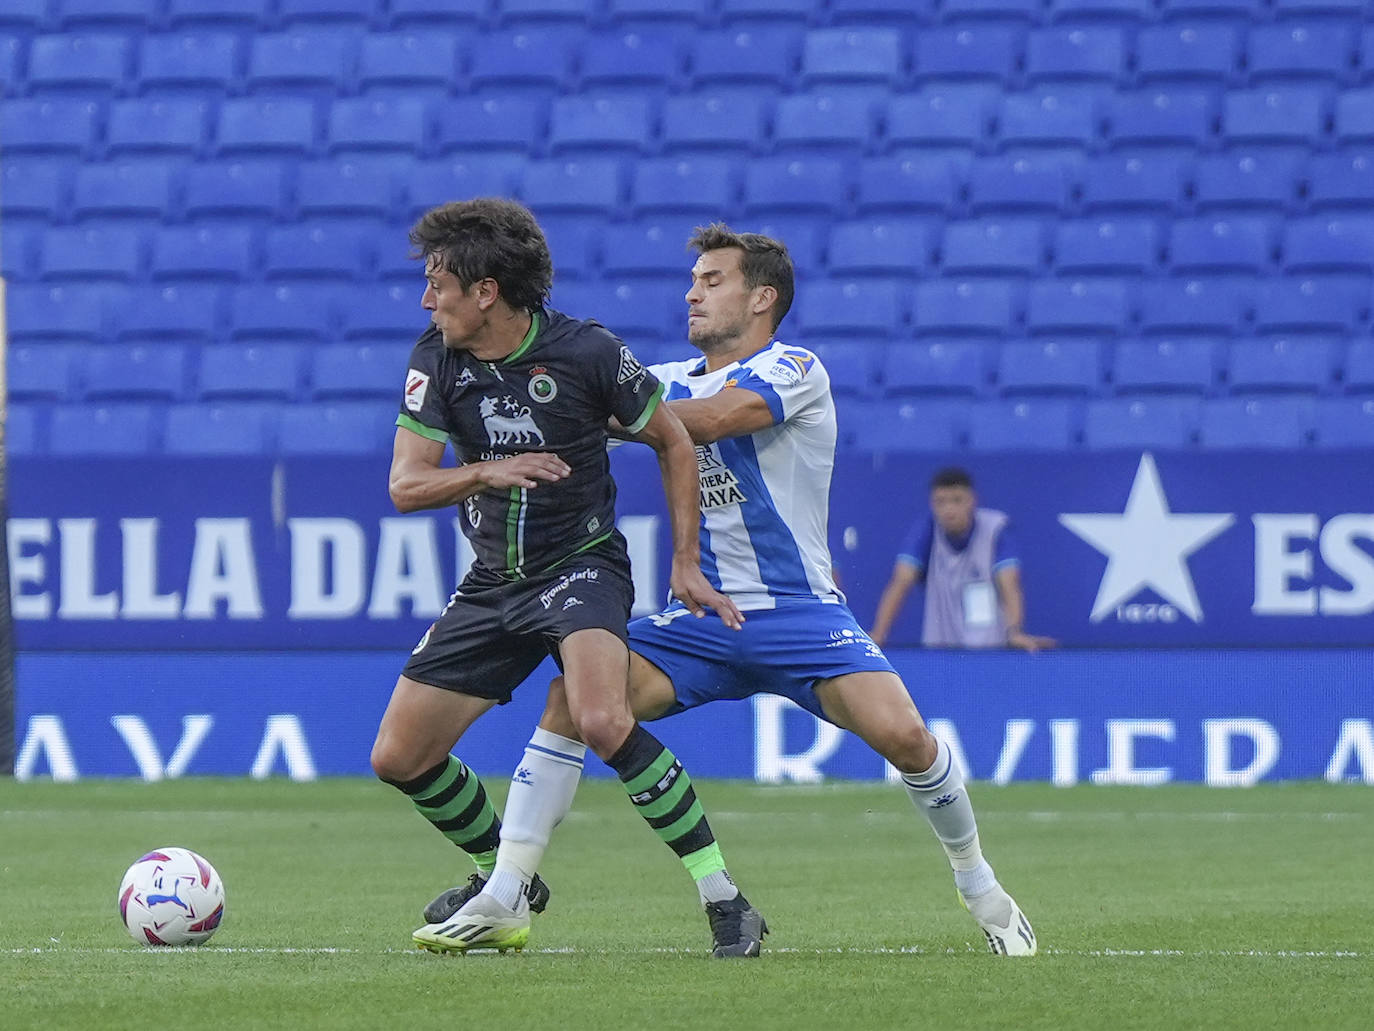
top-left (2, 777), bottom-right (1372, 1030)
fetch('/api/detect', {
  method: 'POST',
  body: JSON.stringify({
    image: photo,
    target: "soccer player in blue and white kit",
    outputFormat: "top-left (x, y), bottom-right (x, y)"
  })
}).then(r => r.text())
top-left (477, 224), bottom-right (1036, 956)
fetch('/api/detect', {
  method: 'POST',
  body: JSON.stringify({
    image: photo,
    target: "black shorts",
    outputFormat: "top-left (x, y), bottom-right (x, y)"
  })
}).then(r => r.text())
top-left (401, 541), bottom-right (635, 702)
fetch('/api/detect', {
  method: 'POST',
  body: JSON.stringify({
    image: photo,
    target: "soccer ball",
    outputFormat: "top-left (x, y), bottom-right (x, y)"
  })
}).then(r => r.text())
top-left (118, 847), bottom-right (226, 947)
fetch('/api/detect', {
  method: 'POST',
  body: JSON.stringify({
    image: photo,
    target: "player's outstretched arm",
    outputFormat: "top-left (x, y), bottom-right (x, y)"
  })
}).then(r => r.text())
top-left (666, 389), bottom-right (775, 445)
top-left (388, 425), bottom-right (569, 513)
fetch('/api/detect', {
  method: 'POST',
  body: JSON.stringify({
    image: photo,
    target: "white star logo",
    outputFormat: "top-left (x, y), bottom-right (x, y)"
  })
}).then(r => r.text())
top-left (1059, 454), bottom-right (1235, 623)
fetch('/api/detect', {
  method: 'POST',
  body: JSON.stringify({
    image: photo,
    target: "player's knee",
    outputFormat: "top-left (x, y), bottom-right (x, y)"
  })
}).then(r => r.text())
top-left (370, 736), bottom-right (418, 785)
top-left (570, 705), bottom-right (634, 760)
top-left (889, 721), bottom-right (940, 776)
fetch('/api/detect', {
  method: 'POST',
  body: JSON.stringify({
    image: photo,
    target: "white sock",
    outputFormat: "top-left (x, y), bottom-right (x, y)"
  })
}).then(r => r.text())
top-left (482, 728), bottom-right (586, 910)
top-left (696, 870), bottom-right (740, 906)
top-left (901, 736), bottom-right (990, 877)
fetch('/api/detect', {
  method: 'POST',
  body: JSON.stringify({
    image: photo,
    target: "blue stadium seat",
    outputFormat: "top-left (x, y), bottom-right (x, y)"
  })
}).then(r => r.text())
top-left (1282, 217), bottom-right (1374, 275)
top-left (1222, 87), bottom-right (1327, 147)
top-left (912, 27), bottom-right (1020, 86)
top-left (184, 160), bottom-right (288, 221)
top-left (717, 0), bottom-right (817, 28)
top-left (166, 0), bottom-right (275, 28)
top-left (6, 404), bottom-right (42, 456)
top-left (1083, 396), bottom-right (1200, 449)
top-left (0, 0), bottom-right (47, 32)
top-left (606, 0), bottom-right (713, 27)
top-left (967, 399), bottom-right (1081, 450)
top-left (997, 92), bottom-right (1100, 152)
top-left (521, 160), bottom-right (623, 215)
top-left (630, 157), bottom-right (742, 217)
top-left (1197, 397), bottom-right (1313, 448)
top-left (998, 339), bottom-right (1103, 396)
top-left (1135, 25), bottom-right (1239, 85)
top-left (298, 157), bottom-right (401, 221)
top-left (1193, 153), bottom-right (1302, 213)
top-left (49, 403), bottom-right (160, 456)
top-left (278, 402), bottom-right (397, 455)
top-left (1025, 28), bottom-right (1126, 86)
top-left (548, 96), bottom-right (653, 155)
top-left (405, 158), bottom-right (518, 218)
top-left (967, 157), bottom-right (1071, 214)
top-left (602, 219), bottom-right (699, 279)
top-left (107, 98), bottom-right (211, 157)
top-left (855, 156), bottom-right (964, 216)
top-left (0, 226), bottom-right (35, 284)
top-left (72, 162), bottom-right (174, 221)
top-left (112, 284), bottom-right (222, 346)
top-left (941, 0), bottom-right (1043, 22)
top-left (828, 0), bottom-right (934, 25)
top-left (772, 92), bottom-right (876, 153)
top-left (1159, 0), bottom-right (1268, 19)
top-left (433, 97), bottom-right (547, 159)
top-left (840, 397), bottom-right (968, 453)
top-left (0, 100), bottom-right (98, 156)
top-left (1313, 398), bottom-right (1374, 447)
top-left (278, 0), bottom-right (376, 26)
top-left (327, 97), bottom-right (426, 156)
top-left (1139, 278), bottom-right (1252, 334)
top-left (1228, 337), bottom-right (1335, 395)
top-left (41, 226), bottom-right (143, 281)
top-left (1364, 27), bottom-right (1374, 83)
top-left (494, 0), bottom-right (595, 28)
top-left (881, 339), bottom-right (988, 397)
top-left (138, 33), bottom-right (241, 96)
top-left (1112, 337), bottom-right (1219, 394)
top-left (468, 29), bottom-right (577, 97)
top-left (1106, 90), bottom-right (1214, 153)
top-left (660, 93), bottom-right (767, 155)
top-left (357, 32), bottom-right (461, 96)
top-left (579, 29), bottom-right (685, 95)
top-left (1253, 276), bottom-right (1366, 336)
top-left (801, 342), bottom-right (876, 401)
top-left (687, 28), bottom-right (801, 90)
top-left (749, 217), bottom-right (828, 274)
top-left (165, 402), bottom-right (280, 456)
top-left (1276, 0), bottom-right (1366, 13)
top-left (826, 218), bottom-right (934, 278)
top-left (796, 280), bottom-right (906, 337)
top-left (913, 280), bottom-right (1020, 336)
top-left (199, 342), bottom-right (305, 400)
top-left (8, 344), bottom-right (80, 402)
top-left (1026, 278), bottom-right (1132, 335)
top-left (247, 31), bottom-right (356, 96)
top-left (742, 157), bottom-right (850, 216)
top-left (1333, 88), bottom-right (1374, 144)
top-left (885, 88), bottom-right (992, 154)
top-left (6, 285), bottom-right (105, 346)
top-left (1307, 153), bottom-right (1374, 211)
top-left (26, 33), bottom-right (130, 96)
top-left (0, 35), bottom-right (21, 96)
top-left (82, 345), bottom-right (189, 403)
top-left (1246, 24), bottom-right (1357, 85)
top-left (311, 342), bottom-right (411, 399)
top-left (1080, 154), bottom-right (1190, 215)
top-left (387, 0), bottom-right (484, 29)
top-left (216, 98), bottom-right (318, 157)
top-left (551, 279), bottom-right (681, 343)
top-left (1340, 339), bottom-right (1374, 393)
top-left (540, 217), bottom-right (601, 280)
top-left (1054, 218), bottom-right (1160, 275)
top-left (800, 28), bottom-right (904, 87)
top-left (151, 225), bottom-right (255, 281)
top-left (940, 219), bottom-right (1047, 276)
top-left (1168, 216), bottom-right (1275, 275)
top-left (263, 224), bottom-right (369, 280)
top-left (339, 286), bottom-right (426, 347)
top-left (1047, 0), bottom-right (1154, 23)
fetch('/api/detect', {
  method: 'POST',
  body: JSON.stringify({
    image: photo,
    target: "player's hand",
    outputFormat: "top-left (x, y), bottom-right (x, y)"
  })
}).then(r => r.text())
top-left (478, 453), bottom-right (571, 489)
top-left (670, 559), bottom-right (745, 631)
top-left (1008, 630), bottom-right (1057, 653)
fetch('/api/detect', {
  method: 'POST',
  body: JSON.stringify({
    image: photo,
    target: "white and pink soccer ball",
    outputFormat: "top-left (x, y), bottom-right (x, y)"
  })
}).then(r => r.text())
top-left (118, 847), bottom-right (226, 947)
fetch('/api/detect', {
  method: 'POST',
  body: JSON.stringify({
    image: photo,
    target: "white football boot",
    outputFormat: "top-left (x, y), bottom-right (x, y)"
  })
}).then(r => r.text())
top-left (413, 891), bottom-right (531, 955)
top-left (962, 885), bottom-right (1038, 956)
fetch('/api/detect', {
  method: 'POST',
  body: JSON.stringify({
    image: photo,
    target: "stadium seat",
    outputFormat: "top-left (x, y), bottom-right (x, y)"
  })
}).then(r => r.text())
top-left (339, 286), bottom-right (425, 348)
top-left (1313, 398), bottom-right (1374, 447)
top-left (164, 402), bottom-right (280, 456)
top-left (885, 89), bottom-right (992, 154)
top-left (997, 92), bottom-right (1100, 152)
top-left (1197, 396), bottom-right (1313, 448)
top-left (828, 0), bottom-right (934, 21)
top-left (1275, 0), bottom-right (1366, 13)
top-left (1106, 90), bottom-right (1215, 153)
top-left (531, 217), bottom-right (596, 281)
top-left (521, 160), bottom-right (623, 215)
top-left (548, 96), bottom-right (654, 155)
top-left (797, 343), bottom-right (882, 399)
top-left (552, 279), bottom-right (682, 344)
top-left (1342, 339), bottom-right (1374, 394)
top-left (6, 404), bottom-right (42, 456)
top-left (278, 0), bottom-right (376, 26)
top-left (800, 28), bottom-right (904, 88)
top-left (107, 98), bottom-right (211, 157)
top-left (1192, 153), bottom-right (1303, 213)
top-left (1333, 88), bottom-right (1374, 144)
top-left (967, 399), bottom-right (1081, 450)
top-left (827, 218), bottom-right (934, 278)
top-left (1252, 276), bottom-right (1367, 336)
top-left (71, 162), bottom-right (173, 222)
top-left (1246, 23), bottom-right (1356, 84)
top-left (687, 28), bottom-right (801, 90)
top-left (166, 0), bottom-right (276, 28)
top-left (494, 0), bottom-right (595, 28)
top-left (49, 403), bottom-right (160, 456)
top-left (742, 157), bottom-right (850, 216)
top-left (297, 160), bottom-right (398, 221)
top-left (796, 280), bottom-right (906, 337)
top-left (941, 0), bottom-right (1043, 23)
top-left (326, 98), bottom-right (426, 156)
top-left (112, 284), bottom-right (222, 346)
top-left (1082, 396), bottom-right (1200, 449)
top-left (998, 338), bottom-right (1103, 397)
top-left (357, 32), bottom-right (460, 96)
top-left (840, 397), bottom-right (968, 453)
top-left (199, 343), bottom-right (305, 401)
top-left (1080, 154), bottom-right (1191, 215)
top-left (0, 0), bottom-right (47, 32)
top-left (83, 345), bottom-right (190, 403)
top-left (138, 32), bottom-right (241, 96)
top-left (881, 339), bottom-right (988, 397)
top-left (0, 35), bottom-right (22, 97)
top-left (433, 97), bottom-right (547, 160)
top-left (940, 220), bottom-right (1047, 277)
top-left (749, 217), bottom-right (827, 274)
top-left (1168, 217), bottom-right (1275, 275)
top-left (311, 342), bottom-right (411, 399)
top-left (41, 226), bottom-right (143, 281)
top-left (1047, 0), bottom-right (1155, 24)
top-left (630, 157), bottom-right (742, 217)
top-left (772, 92), bottom-right (876, 153)
top-left (247, 31), bottom-right (355, 96)
top-left (1221, 88), bottom-right (1328, 147)
top-left (184, 161), bottom-right (289, 221)
top-left (1307, 153), bottom-right (1374, 211)
top-left (1025, 28), bottom-right (1126, 86)
top-left (602, 219), bottom-right (700, 279)
top-left (1054, 218), bottom-right (1160, 276)
top-left (387, 0), bottom-right (484, 29)
top-left (1227, 337), bottom-right (1335, 395)
top-left (912, 27), bottom-right (1020, 86)
top-left (8, 344), bottom-right (80, 402)
top-left (1026, 279), bottom-right (1132, 335)
top-left (5, 285), bottom-right (105, 346)
top-left (405, 158), bottom-right (519, 218)
top-left (1282, 217), bottom-right (1374, 275)
top-left (606, 0), bottom-right (713, 28)
top-left (717, 0), bottom-right (817, 28)
top-left (579, 29), bottom-right (685, 95)
top-left (1112, 337), bottom-right (1219, 394)
top-left (1138, 278), bottom-right (1252, 335)
top-left (216, 97), bottom-right (318, 156)
top-left (1159, 0), bottom-right (1268, 19)
top-left (1135, 25), bottom-right (1240, 85)
top-left (227, 283), bottom-right (342, 345)
top-left (913, 280), bottom-right (1020, 336)
top-left (660, 93), bottom-right (767, 155)
top-left (278, 402), bottom-right (396, 455)
top-left (0, 226), bottom-right (34, 284)
top-left (0, 100), bottom-right (98, 156)
top-left (967, 158), bottom-right (1071, 214)
top-left (151, 225), bottom-right (256, 281)
top-left (25, 33), bottom-right (129, 96)
top-left (468, 29), bottom-right (577, 97)
top-left (263, 224), bottom-right (369, 280)
top-left (855, 156), bottom-right (964, 216)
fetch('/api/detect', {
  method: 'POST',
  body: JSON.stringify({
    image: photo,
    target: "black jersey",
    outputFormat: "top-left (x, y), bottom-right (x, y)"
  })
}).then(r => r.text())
top-left (395, 308), bottom-right (662, 580)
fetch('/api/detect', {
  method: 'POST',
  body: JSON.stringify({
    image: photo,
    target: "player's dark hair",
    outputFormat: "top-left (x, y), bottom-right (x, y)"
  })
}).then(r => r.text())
top-left (410, 198), bottom-right (553, 313)
top-left (931, 466), bottom-right (974, 491)
top-left (688, 222), bottom-right (794, 332)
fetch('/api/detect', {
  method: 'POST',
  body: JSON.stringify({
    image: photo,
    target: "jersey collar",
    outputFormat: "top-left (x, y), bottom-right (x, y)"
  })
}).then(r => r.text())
top-left (501, 310), bottom-right (541, 364)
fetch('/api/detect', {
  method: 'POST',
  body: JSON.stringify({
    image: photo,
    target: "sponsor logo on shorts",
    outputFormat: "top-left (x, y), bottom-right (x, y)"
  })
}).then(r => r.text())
top-left (539, 567), bottom-right (600, 610)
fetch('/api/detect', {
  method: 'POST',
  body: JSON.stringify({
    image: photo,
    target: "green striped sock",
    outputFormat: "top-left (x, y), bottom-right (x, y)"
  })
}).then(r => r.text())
top-left (609, 725), bottom-right (723, 876)
top-left (391, 756), bottom-right (501, 875)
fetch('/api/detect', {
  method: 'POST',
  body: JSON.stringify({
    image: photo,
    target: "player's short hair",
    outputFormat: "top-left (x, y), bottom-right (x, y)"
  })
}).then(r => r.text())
top-left (410, 198), bottom-right (553, 313)
top-left (688, 222), bottom-right (794, 332)
top-left (930, 466), bottom-right (974, 491)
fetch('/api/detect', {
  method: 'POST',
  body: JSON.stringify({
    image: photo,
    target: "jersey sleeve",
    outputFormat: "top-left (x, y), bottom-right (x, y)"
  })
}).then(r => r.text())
top-left (732, 347), bottom-right (829, 426)
top-left (592, 329), bottom-right (664, 434)
top-left (394, 335), bottom-right (450, 444)
top-left (992, 521), bottom-right (1021, 572)
top-left (897, 518), bottom-right (933, 571)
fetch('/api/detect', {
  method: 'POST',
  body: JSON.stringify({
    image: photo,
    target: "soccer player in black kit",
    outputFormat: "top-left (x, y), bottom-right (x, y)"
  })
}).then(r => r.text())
top-left (369, 198), bottom-right (766, 957)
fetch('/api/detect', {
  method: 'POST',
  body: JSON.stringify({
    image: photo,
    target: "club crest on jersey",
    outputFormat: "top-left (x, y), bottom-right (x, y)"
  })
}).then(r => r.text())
top-left (764, 349), bottom-right (815, 386)
top-left (617, 346), bottom-right (646, 384)
top-left (479, 395), bottom-right (545, 446)
top-left (529, 366), bottom-right (558, 403)
top-left (404, 369), bottom-right (430, 412)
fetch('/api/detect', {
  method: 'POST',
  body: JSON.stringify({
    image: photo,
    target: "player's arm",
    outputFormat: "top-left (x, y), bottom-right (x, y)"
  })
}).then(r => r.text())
top-left (993, 564), bottom-right (1057, 653)
top-left (665, 389), bottom-right (776, 445)
top-left (869, 561), bottom-right (923, 647)
top-left (387, 425), bottom-right (570, 514)
top-left (632, 402), bottom-right (744, 630)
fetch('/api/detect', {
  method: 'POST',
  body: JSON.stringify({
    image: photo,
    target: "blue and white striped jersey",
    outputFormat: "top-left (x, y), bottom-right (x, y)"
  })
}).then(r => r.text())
top-left (652, 340), bottom-right (843, 611)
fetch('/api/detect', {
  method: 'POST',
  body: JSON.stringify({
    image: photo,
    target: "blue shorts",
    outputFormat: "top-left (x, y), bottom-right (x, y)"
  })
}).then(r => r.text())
top-left (627, 601), bottom-right (898, 720)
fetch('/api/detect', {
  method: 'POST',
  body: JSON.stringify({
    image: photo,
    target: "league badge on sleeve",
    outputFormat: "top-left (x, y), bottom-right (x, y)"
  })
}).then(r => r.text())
top-left (763, 349), bottom-right (815, 386)
top-left (617, 346), bottom-right (646, 384)
top-left (405, 369), bottom-right (430, 412)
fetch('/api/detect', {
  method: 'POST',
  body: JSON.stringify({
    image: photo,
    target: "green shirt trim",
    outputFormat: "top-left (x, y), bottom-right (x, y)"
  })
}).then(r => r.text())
top-left (622, 382), bottom-right (664, 436)
top-left (395, 412), bottom-right (448, 444)
top-left (502, 311), bottom-right (541, 364)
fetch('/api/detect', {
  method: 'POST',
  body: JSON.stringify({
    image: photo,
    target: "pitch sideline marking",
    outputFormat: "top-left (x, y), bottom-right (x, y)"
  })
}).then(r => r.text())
top-left (5, 946), bottom-right (1369, 958)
